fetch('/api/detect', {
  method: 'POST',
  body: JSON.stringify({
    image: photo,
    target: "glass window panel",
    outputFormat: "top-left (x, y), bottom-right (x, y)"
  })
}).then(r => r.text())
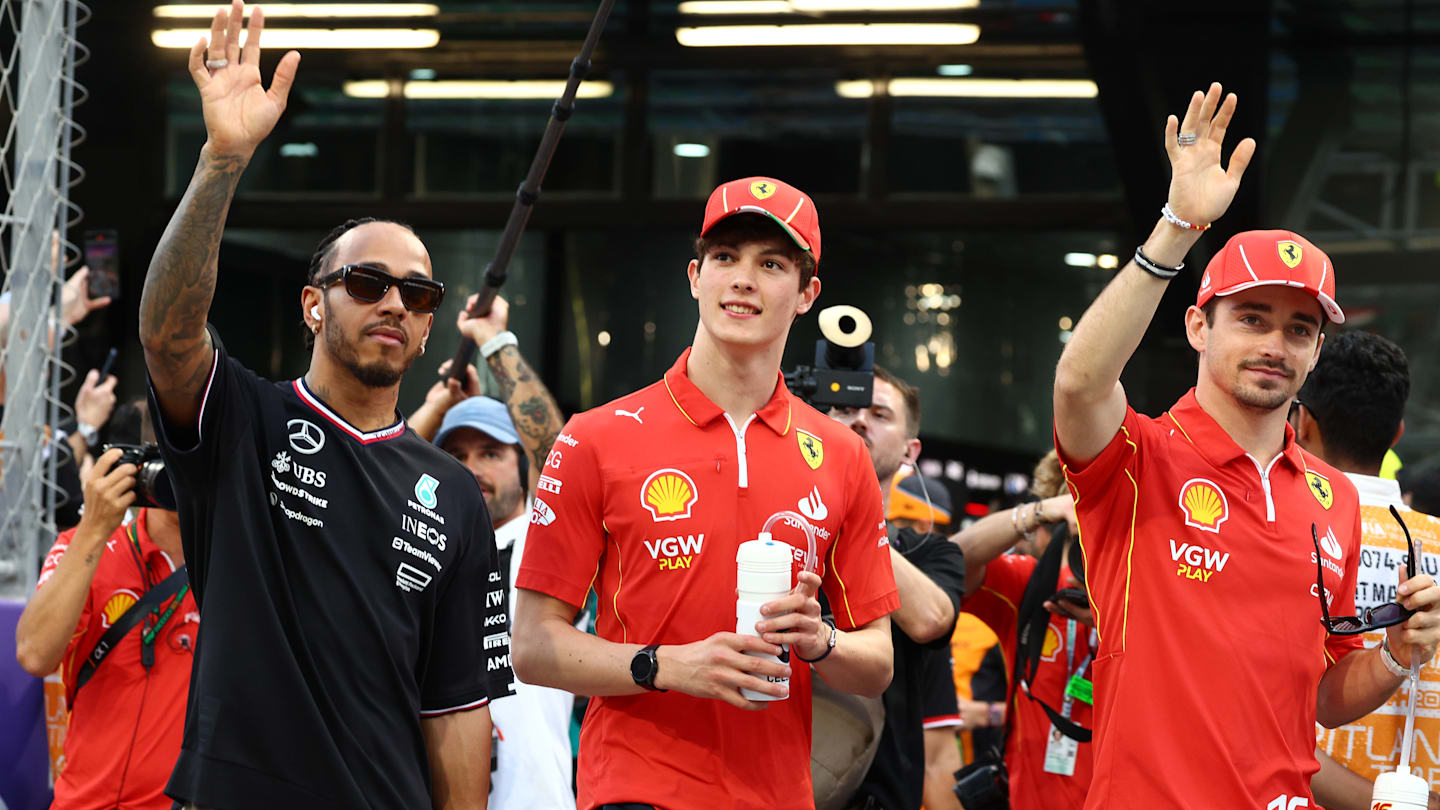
top-left (165, 78), bottom-right (383, 196)
top-left (888, 96), bottom-right (1118, 196)
top-left (649, 70), bottom-right (868, 198)
top-left (408, 85), bottom-right (625, 195)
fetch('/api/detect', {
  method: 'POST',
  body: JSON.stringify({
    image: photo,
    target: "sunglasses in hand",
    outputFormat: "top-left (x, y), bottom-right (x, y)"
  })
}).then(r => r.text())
top-left (1313, 506), bottom-right (1418, 636)
top-left (314, 264), bottom-right (445, 314)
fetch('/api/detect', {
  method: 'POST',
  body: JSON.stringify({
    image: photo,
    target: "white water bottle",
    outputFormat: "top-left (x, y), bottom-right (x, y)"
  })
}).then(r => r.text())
top-left (735, 538), bottom-right (793, 702)
top-left (1371, 769), bottom-right (1429, 810)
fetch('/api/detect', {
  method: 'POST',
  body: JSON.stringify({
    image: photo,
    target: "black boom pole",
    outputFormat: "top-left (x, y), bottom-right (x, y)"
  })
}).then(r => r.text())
top-left (447, 0), bottom-right (618, 382)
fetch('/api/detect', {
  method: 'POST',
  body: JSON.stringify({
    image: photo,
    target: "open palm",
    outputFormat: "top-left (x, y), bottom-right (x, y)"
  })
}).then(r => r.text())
top-left (188, 1), bottom-right (300, 157)
top-left (1164, 83), bottom-right (1256, 227)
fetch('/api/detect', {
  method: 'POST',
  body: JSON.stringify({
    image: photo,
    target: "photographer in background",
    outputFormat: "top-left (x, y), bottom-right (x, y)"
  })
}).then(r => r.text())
top-left (830, 367), bottom-right (966, 810)
top-left (14, 400), bottom-right (197, 810)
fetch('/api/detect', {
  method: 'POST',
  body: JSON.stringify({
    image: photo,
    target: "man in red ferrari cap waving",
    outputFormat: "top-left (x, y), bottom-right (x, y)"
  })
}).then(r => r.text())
top-left (512, 177), bottom-right (899, 810)
top-left (1054, 83), bottom-right (1440, 808)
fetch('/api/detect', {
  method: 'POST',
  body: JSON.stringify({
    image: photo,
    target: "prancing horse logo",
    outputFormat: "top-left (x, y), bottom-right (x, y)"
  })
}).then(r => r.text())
top-left (287, 419), bottom-right (325, 455)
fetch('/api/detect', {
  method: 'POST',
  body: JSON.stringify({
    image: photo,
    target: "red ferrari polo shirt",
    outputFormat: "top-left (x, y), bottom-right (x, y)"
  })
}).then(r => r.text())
top-left (518, 348), bottom-right (899, 810)
top-left (39, 509), bottom-right (199, 810)
top-left (1057, 389), bottom-right (1363, 810)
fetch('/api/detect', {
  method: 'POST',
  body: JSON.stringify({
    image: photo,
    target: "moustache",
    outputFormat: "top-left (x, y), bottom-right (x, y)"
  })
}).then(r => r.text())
top-left (363, 319), bottom-right (408, 345)
top-left (1241, 359), bottom-right (1293, 378)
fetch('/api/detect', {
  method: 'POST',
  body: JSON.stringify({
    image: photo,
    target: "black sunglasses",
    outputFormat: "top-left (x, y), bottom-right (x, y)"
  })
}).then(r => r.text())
top-left (315, 264), bottom-right (445, 314)
top-left (1313, 506), bottom-right (1417, 635)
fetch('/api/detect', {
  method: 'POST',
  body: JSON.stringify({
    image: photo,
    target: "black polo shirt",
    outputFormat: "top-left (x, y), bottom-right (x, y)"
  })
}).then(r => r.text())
top-left (856, 526), bottom-right (966, 810)
top-left (151, 338), bottom-right (512, 809)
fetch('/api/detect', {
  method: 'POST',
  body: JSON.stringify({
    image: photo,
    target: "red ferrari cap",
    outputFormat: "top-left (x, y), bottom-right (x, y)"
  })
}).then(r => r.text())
top-left (702, 176), bottom-right (821, 266)
top-left (1196, 230), bottom-right (1344, 324)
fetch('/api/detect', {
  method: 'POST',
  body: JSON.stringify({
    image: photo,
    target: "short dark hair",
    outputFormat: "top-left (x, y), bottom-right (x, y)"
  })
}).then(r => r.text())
top-left (873, 365), bottom-right (921, 438)
top-left (1298, 331), bottom-right (1410, 469)
top-left (1410, 467), bottom-right (1440, 517)
top-left (692, 213), bottom-right (816, 292)
top-left (304, 217), bottom-right (416, 347)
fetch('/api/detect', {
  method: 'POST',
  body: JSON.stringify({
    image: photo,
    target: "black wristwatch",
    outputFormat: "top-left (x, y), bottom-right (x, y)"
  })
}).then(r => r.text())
top-left (630, 644), bottom-right (666, 692)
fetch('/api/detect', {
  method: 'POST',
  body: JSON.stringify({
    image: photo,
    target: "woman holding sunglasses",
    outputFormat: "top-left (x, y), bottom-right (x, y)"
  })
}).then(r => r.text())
top-left (138, 4), bottom-right (511, 810)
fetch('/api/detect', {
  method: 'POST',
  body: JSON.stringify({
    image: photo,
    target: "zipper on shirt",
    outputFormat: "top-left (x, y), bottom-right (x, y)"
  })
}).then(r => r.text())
top-left (1244, 453), bottom-right (1281, 522)
top-left (722, 413), bottom-right (757, 489)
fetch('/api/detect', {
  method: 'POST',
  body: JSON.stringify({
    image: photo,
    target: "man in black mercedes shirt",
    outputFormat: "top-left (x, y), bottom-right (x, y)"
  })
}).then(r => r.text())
top-left (137, 4), bottom-right (511, 808)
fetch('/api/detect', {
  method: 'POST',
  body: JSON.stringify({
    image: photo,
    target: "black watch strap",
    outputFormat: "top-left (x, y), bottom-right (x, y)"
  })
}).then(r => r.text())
top-left (631, 643), bottom-right (666, 692)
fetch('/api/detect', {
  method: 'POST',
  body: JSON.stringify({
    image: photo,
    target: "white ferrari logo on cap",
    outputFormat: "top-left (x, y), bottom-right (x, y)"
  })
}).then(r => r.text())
top-left (1277, 240), bottom-right (1303, 269)
top-left (749, 180), bottom-right (776, 200)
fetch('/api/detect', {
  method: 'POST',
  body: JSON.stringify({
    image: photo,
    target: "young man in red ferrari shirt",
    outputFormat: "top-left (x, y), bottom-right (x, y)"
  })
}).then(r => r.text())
top-left (513, 177), bottom-right (900, 810)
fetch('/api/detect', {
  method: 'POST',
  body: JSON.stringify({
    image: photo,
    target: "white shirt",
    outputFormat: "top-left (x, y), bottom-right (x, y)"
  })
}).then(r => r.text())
top-left (490, 508), bottom-right (576, 810)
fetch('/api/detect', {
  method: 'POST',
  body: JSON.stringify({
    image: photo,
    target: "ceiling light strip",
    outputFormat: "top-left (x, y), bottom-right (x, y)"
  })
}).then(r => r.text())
top-left (835, 78), bottom-right (1098, 98)
top-left (343, 79), bottom-right (616, 99)
top-left (151, 28), bottom-right (441, 49)
top-left (676, 23), bottom-right (980, 47)
top-left (153, 4), bottom-right (440, 18)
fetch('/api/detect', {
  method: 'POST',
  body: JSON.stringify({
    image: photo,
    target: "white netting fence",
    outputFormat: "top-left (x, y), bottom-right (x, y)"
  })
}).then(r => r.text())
top-left (0, 0), bottom-right (86, 601)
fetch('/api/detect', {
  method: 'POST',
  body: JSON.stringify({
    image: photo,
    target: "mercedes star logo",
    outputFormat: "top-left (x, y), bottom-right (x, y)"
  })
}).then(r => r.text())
top-left (287, 419), bottom-right (325, 455)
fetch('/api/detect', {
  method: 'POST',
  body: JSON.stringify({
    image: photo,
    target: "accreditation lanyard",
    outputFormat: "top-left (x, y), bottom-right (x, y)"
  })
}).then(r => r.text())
top-left (126, 522), bottom-right (190, 669)
top-left (1058, 620), bottom-right (1095, 720)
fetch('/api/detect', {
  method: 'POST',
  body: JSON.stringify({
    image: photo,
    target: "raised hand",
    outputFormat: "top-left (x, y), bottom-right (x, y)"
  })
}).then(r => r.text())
top-left (456, 293), bottom-right (510, 348)
top-left (1164, 82), bottom-right (1257, 228)
top-left (187, 1), bottom-right (300, 158)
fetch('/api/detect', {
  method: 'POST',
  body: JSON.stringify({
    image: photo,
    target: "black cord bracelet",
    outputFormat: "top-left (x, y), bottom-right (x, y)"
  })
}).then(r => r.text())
top-left (795, 617), bottom-right (837, 663)
top-left (1133, 245), bottom-right (1183, 280)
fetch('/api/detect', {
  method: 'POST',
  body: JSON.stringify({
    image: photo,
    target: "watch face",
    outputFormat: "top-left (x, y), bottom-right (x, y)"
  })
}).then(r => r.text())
top-left (630, 649), bottom-right (654, 684)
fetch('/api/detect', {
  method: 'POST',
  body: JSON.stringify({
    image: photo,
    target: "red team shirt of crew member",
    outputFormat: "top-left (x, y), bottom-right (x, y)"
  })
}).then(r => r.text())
top-left (1058, 390), bottom-right (1364, 809)
top-left (964, 553), bottom-right (1095, 810)
top-left (517, 348), bottom-right (900, 810)
top-left (38, 509), bottom-right (200, 810)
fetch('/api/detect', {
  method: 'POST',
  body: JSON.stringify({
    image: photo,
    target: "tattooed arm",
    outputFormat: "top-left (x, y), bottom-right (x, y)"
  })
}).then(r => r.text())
top-left (139, 1), bottom-right (299, 429)
top-left (456, 294), bottom-right (566, 490)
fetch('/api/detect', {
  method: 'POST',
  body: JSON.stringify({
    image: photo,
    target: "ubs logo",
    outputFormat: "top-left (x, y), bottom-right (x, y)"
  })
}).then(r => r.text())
top-left (287, 419), bottom-right (325, 455)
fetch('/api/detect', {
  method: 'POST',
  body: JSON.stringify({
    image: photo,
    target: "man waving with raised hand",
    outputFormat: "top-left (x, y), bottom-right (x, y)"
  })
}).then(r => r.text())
top-left (140, 3), bottom-right (511, 809)
top-left (1053, 82), bottom-right (1440, 808)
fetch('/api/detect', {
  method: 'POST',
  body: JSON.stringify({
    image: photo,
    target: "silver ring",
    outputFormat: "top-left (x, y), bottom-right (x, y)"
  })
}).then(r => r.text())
top-left (1177, 132), bottom-right (1198, 147)
top-left (205, 58), bottom-right (229, 69)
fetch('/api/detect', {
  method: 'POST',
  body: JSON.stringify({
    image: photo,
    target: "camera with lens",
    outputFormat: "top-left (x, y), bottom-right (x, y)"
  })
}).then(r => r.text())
top-left (102, 443), bottom-right (177, 511)
top-left (785, 305), bottom-right (875, 410)
top-left (952, 748), bottom-right (1009, 810)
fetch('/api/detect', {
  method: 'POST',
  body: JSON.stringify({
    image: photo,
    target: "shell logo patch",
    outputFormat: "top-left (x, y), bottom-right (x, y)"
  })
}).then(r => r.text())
top-left (1277, 240), bottom-right (1303, 269)
top-left (101, 590), bottom-right (139, 628)
top-left (1306, 471), bottom-right (1334, 510)
top-left (749, 180), bottom-right (776, 200)
top-left (797, 429), bottom-right (823, 470)
top-left (1040, 624), bottom-right (1061, 662)
top-left (1178, 478), bottom-right (1229, 533)
top-left (642, 469), bottom-right (698, 522)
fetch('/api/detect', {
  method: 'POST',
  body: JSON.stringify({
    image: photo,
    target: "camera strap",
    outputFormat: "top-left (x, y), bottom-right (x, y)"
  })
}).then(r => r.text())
top-left (1014, 525), bottom-right (1092, 743)
top-left (72, 565), bottom-right (188, 702)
